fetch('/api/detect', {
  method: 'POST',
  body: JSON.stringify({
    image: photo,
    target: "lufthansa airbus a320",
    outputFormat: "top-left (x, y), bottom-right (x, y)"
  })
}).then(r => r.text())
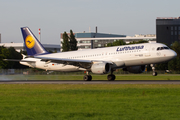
top-left (5, 27), bottom-right (177, 81)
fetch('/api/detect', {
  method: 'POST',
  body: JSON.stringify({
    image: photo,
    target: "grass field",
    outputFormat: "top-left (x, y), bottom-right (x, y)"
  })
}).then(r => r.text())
top-left (1, 74), bottom-right (180, 80)
top-left (0, 84), bottom-right (180, 120)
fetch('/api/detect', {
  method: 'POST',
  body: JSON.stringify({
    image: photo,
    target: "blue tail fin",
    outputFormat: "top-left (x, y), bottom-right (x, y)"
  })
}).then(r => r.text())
top-left (21, 27), bottom-right (49, 56)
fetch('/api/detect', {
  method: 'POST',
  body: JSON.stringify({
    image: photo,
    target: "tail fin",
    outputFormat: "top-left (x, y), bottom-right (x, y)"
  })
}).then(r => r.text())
top-left (21, 27), bottom-right (49, 56)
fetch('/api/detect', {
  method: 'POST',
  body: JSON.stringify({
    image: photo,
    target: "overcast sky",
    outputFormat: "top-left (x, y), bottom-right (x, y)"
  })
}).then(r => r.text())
top-left (0, 0), bottom-right (180, 44)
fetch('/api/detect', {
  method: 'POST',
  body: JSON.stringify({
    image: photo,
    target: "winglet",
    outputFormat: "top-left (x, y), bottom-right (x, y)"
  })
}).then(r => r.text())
top-left (21, 27), bottom-right (49, 56)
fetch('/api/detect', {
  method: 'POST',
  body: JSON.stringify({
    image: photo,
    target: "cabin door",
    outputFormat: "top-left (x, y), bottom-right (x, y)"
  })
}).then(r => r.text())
top-left (144, 44), bottom-right (151, 57)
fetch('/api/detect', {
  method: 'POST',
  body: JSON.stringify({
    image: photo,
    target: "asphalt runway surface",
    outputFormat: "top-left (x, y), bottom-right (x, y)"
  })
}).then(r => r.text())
top-left (0, 80), bottom-right (180, 84)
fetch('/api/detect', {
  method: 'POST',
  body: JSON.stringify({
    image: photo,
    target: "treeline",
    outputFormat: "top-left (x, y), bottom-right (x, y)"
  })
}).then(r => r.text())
top-left (106, 40), bottom-right (148, 47)
top-left (0, 46), bottom-right (27, 69)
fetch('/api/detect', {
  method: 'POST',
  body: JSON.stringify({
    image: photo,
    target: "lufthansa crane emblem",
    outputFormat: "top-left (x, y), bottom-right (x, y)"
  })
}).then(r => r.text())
top-left (25, 35), bottom-right (35, 49)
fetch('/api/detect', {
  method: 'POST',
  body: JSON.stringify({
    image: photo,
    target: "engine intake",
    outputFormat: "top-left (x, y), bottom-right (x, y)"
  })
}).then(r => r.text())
top-left (91, 62), bottom-right (111, 74)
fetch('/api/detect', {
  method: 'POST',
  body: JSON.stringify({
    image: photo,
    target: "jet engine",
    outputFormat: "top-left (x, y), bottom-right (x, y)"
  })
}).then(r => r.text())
top-left (91, 62), bottom-right (111, 74)
top-left (123, 65), bottom-right (145, 73)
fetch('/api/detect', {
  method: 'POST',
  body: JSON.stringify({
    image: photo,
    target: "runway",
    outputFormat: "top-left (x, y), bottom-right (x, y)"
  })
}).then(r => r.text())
top-left (0, 80), bottom-right (180, 84)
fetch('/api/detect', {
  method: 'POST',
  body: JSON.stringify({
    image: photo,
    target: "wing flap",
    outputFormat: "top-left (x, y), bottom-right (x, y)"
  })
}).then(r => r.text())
top-left (39, 57), bottom-right (92, 63)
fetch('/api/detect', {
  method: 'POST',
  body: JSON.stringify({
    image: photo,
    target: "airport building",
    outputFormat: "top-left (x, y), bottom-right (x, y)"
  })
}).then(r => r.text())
top-left (0, 42), bottom-right (61, 53)
top-left (156, 17), bottom-right (180, 46)
top-left (60, 31), bottom-right (156, 50)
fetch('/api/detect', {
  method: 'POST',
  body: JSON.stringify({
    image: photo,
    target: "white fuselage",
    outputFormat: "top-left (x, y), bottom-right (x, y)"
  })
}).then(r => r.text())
top-left (20, 43), bottom-right (177, 72)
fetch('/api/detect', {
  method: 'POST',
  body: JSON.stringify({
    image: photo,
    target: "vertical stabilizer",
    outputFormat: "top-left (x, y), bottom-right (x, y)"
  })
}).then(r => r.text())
top-left (21, 27), bottom-right (49, 56)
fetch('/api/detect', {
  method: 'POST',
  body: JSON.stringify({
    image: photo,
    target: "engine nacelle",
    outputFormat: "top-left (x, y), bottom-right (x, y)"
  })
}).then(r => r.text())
top-left (123, 65), bottom-right (145, 73)
top-left (91, 62), bottom-right (111, 74)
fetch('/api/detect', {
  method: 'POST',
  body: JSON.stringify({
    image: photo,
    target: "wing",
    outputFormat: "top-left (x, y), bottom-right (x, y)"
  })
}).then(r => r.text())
top-left (35, 56), bottom-right (113, 69)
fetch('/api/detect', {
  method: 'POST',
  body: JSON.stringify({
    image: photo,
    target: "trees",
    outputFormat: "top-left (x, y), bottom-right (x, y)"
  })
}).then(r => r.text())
top-left (0, 46), bottom-right (10, 68)
top-left (69, 30), bottom-right (78, 51)
top-left (105, 39), bottom-right (148, 47)
top-left (168, 41), bottom-right (180, 71)
top-left (106, 40), bottom-right (126, 47)
top-left (113, 40), bottom-right (126, 46)
top-left (128, 40), bottom-right (148, 44)
top-left (61, 30), bottom-right (78, 52)
top-left (170, 41), bottom-right (180, 58)
top-left (61, 32), bottom-right (69, 52)
top-left (0, 46), bottom-right (26, 69)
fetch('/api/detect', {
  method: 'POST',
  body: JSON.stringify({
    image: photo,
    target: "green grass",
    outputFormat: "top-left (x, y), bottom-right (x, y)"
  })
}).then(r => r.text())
top-left (1, 74), bottom-right (180, 80)
top-left (0, 84), bottom-right (180, 120)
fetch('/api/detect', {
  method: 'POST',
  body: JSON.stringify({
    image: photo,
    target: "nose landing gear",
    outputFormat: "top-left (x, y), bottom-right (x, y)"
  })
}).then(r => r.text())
top-left (151, 64), bottom-right (158, 76)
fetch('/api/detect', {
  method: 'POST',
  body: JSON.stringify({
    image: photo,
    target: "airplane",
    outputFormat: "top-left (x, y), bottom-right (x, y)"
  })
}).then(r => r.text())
top-left (7, 27), bottom-right (178, 81)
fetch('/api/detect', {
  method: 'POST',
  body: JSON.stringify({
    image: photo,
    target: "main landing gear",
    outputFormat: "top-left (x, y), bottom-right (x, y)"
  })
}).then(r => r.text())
top-left (83, 70), bottom-right (116, 81)
top-left (83, 71), bottom-right (92, 81)
top-left (107, 70), bottom-right (116, 81)
top-left (151, 64), bottom-right (158, 76)
top-left (107, 74), bottom-right (116, 81)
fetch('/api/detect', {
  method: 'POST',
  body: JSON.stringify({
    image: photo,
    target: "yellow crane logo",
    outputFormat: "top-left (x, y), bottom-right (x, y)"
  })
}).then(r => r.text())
top-left (25, 35), bottom-right (35, 49)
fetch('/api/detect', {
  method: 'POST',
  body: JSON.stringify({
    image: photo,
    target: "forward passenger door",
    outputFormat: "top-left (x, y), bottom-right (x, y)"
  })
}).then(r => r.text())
top-left (144, 44), bottom-right (151, 57)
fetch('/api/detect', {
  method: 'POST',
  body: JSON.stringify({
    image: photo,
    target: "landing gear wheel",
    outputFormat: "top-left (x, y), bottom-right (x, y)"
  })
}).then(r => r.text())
top-left (88, 75), bottom-right (92, 80)
top-left (107, 74), bottom-right (116, 81)
top-left (153, 72), bottom-right (157, 76)
top-left (151, 64), bottom-right (158, 76)
top-left (83, 75), bottom-right (92, 81)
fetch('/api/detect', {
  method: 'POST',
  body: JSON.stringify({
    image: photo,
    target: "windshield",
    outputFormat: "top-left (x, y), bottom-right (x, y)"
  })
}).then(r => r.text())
top-left (157, 46), bottom-right (169, 51)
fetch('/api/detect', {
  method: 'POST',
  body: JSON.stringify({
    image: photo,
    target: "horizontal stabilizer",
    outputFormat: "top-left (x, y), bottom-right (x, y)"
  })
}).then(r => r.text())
top-left (3, 59), bottom-right (36, 63)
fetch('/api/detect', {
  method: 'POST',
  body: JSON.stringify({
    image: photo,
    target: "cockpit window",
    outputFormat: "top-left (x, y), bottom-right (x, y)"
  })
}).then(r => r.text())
top-left (164, 47), bottom-right (169, 49)
top-left (157, 46), bottom-right (169, 51)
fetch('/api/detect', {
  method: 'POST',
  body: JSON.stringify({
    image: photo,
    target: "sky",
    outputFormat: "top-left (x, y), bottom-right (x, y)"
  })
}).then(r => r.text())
top-left (0, 0), bottom-right (180, 44)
